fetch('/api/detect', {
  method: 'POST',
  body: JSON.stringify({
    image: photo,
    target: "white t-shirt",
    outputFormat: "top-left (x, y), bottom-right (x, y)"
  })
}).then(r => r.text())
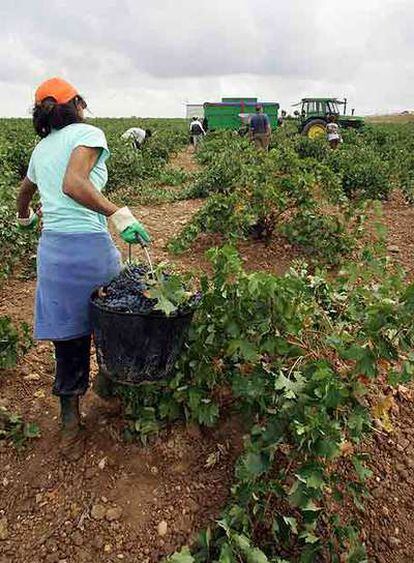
top-left (189, 120), bottom-right (205, 135)
top-left (121, 127), bottom-right (146, 145)
top-left (326, 122), bottom-right (340, 140)
top-left (27, 123), bottom-right (109, 233)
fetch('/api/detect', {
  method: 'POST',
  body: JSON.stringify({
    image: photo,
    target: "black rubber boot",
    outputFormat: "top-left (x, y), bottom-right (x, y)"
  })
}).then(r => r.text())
top-left (59, 396), bottom-right (85, 461)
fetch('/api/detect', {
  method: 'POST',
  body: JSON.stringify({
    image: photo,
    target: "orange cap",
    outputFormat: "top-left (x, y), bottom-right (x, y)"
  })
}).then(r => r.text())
top-left (35, 77), bottom-right (79, 105)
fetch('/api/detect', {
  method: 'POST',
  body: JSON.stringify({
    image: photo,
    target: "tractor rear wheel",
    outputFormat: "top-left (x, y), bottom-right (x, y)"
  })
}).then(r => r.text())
top-left (302, 119), bottom-right (327, 139)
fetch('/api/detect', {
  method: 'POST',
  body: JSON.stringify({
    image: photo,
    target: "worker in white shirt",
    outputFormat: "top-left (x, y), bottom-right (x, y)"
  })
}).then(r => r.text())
top-left (326, 115), bottom-right (342, 149)
top-left (121, 127), bottom-right (152, 150)
top-left (189, 117), bottom-right (206, 151)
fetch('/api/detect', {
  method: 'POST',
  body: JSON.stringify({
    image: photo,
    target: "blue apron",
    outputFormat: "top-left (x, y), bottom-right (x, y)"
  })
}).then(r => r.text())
top-left (35, 231), bottom-right (121, 341)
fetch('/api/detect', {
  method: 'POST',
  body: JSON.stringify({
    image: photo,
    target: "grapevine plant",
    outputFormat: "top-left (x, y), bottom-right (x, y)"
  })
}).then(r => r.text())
top-left (168, 132), bottom-right (366, 265)
top-left (0, 316), bottom-right (32, 370)
top-left (118, 244), bottom-right (414, 562)
top-left (169, 123), bottom-right (414, 266)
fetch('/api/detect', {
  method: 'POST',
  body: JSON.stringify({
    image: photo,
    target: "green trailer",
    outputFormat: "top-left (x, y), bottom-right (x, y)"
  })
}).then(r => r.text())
top-left (203, 98), bottom-right (280, 133)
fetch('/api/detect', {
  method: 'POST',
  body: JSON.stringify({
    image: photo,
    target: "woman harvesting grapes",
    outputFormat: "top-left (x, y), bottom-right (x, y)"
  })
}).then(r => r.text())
top-left (16, 77), bottom-right (151, 459)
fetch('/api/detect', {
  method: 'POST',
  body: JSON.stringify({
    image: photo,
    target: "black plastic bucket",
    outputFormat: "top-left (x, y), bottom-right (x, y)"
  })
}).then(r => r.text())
top-left (90, 291), bottom-right (194, 385)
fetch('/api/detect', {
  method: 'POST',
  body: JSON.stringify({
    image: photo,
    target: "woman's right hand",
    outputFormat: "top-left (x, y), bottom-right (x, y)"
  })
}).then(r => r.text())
top-left (17, 208), bottom-right (39, 230)
top-left (110, 207), bottom-right (151, 246)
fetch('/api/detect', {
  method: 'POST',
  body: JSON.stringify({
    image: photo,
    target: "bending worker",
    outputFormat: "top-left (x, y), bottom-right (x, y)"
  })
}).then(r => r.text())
top-left (121, 126), bottom-right (152, 149)
top-left (249, 104), bottom-right (271, 150)
top-left (16, 77), bottom-right (151, 459)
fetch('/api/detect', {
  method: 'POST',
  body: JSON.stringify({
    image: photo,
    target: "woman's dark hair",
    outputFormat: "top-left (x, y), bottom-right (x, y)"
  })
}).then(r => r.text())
top-left (32, 95), bottom-right (86, 138)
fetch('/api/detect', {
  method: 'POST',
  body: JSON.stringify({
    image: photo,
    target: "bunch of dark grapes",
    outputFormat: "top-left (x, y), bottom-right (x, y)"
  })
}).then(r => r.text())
top-left (94, 264), bottom-right (157, 314)
top-left (93, 264), bottom-right (201, 315)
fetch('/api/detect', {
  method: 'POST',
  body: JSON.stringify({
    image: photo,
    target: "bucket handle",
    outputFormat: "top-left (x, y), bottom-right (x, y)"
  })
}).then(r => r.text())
top-left (128, 239), bottom-right (155, 277)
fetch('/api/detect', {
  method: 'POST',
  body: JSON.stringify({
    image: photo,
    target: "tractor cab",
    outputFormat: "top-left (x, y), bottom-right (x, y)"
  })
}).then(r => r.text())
top-left (294, 98), bottom-right (364, 138)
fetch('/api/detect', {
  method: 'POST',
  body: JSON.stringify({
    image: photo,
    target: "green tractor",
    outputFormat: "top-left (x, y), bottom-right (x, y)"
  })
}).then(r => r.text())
top-left (293, 98), bottom-right (364, 138)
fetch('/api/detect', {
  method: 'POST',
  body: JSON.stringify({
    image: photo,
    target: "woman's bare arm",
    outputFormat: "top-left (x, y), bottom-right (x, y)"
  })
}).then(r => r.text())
top-left (17, 177), bottom-right (38, 218)
top-left (62, 146), bottom-right (118, 216)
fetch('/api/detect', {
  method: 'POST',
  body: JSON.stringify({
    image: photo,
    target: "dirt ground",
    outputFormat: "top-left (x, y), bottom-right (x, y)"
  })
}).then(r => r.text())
top-left (382, 190), bottom-right (414, 281)
top-left (356, 387), bottom-right (414, 563)
top-left (2, 150), bottom-right (414, 562)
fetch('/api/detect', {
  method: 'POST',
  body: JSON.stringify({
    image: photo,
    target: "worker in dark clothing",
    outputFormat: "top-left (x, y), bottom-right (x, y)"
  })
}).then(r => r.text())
top-left (278, 110), bottom-right (287, 127)
top-left (249, 105), bottom-right (271, 150)
top-left (189, 117), bottom-right (206, 151)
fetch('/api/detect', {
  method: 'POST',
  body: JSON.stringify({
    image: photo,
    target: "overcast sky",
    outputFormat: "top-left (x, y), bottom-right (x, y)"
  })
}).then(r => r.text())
top-left (0, 0), bottom-right (412, 117)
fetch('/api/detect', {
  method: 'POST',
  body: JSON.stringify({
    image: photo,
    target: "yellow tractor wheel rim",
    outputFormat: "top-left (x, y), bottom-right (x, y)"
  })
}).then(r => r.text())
top-left (307, 124), bottom-right (326, 139)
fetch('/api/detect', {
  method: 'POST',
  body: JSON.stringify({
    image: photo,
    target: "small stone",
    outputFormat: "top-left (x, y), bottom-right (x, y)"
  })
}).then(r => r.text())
top-left (371, 487), bottom-right (383, 499)
top-left (24, 373), bottom-right (41, 381)
top-left (117, 555), bottom-right (124, 560)
top-left (405, 457), bottom-right (414, 468)
top-left (101, 496), bottom-right (108, 504)
top-left (104, 544), bottom-right (112, 553)
top-left (76, 548), bottom-right (90, 562)
top-left (91, 504), bottom-right (106, 520)
top-left (106, 507), bottom-right (122, 522)
top-left (84, 467), bottom-right (96, 479)
top-left (187, 498), bottom-right (199, 513)
top-left (157, 520), bottom-right (168, 537)
top-left (399, 438), bottom-right (410, 450)
top-left (382, 506), bottom-right (390, 517)
top-left (98, 458), bottom-right (107, 470)
top-left (388, 536), bottom-right (400, 548)
top-left (387, 245), bottom-right (400, 253)
top-left (72, 531), bottom-right (83, 546)
top-left (150, 466), bottom-right (159, 475)
top-left (0, 518), bottom-right (8, 541)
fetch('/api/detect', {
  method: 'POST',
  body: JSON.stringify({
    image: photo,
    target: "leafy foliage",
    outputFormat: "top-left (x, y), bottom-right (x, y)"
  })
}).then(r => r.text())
top-left (171, 123), bottom-right (414, 266)
top-left (0, 316), bottom-right (32, 370)
top-left (169, 132), bottom-right (365, 264)
top-left (144, 264), bottom-right (198, 316)
top-left (327, 144), bottom-right (391, 201)
top-left (120, 245), bottom-right (414, 561)
top-left (0, 123), bottom-right (38, 280)
top-left (0, 406), bottom-right (40, 448)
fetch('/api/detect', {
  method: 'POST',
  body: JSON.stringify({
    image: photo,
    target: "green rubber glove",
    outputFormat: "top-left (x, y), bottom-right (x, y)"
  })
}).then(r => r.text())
top-left (121, 222), bottom-right (151, 245)
top-left (17, 209), bottom-right (39, 230)
top-left (110, 207), bottom-right (151, 246)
